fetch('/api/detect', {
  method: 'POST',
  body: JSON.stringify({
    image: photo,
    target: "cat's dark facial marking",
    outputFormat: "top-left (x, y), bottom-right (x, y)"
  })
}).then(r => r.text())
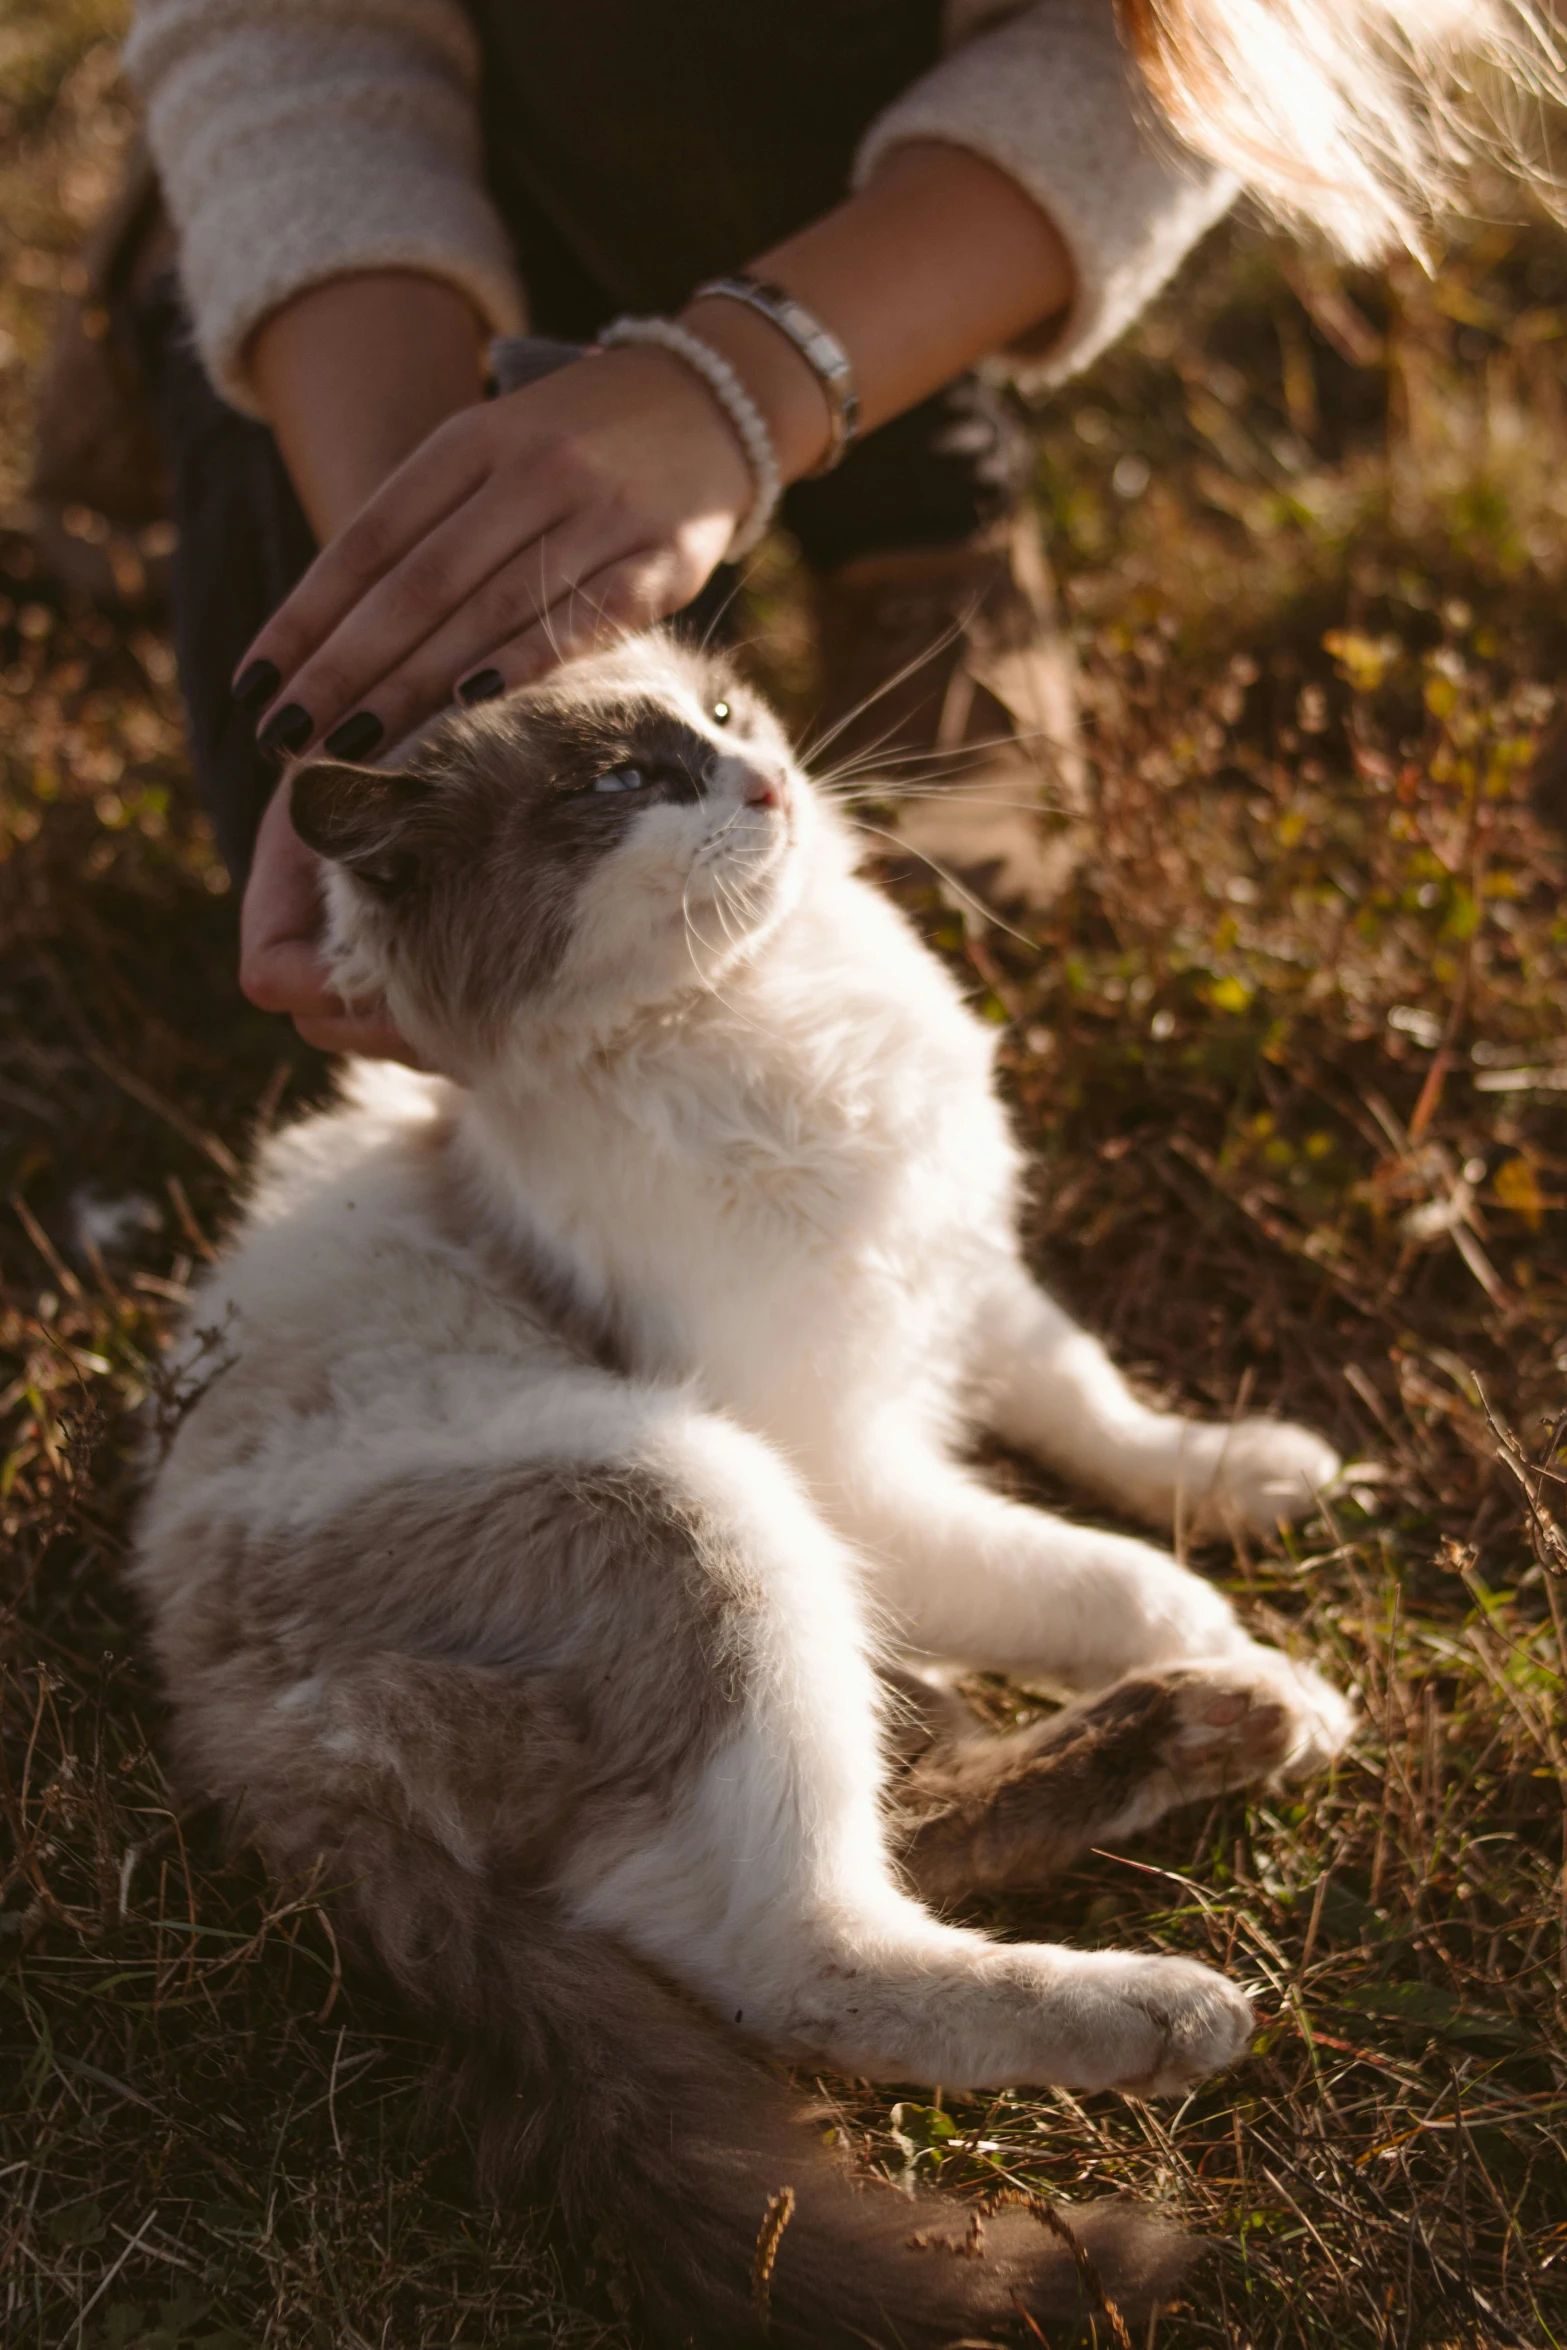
top-left (290, 637), bottom-right (802, 1059)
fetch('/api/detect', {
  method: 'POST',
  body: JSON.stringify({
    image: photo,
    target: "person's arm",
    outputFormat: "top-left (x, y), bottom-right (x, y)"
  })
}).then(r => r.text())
top-left (853, 0), bottom-right (1237, 388)
top-left (233, 140), bottom-right (1071, 1057)
top-left (239, 139), bottom-right (1074, 756)
top-left (125, 0), bottom-right (522, 420)
top-left (250, 272), bottom-right (486, 542)
top-left (236, 271), bottom-right (486, 1058)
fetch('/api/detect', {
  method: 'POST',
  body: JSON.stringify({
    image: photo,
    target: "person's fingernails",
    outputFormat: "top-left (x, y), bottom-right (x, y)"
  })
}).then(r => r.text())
top-left (258, 703), bottom-right (314, 756)
top-left (457, 668), bottom-right (506, 707)
top-left (233, 657), bottom-right (281, 709)
top-left (323, 711), bottom-right (385, 761)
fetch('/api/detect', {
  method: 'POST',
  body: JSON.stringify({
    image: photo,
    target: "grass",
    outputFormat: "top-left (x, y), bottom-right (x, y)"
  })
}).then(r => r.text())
top-left (2, 10), bottom-right (1565, 2346)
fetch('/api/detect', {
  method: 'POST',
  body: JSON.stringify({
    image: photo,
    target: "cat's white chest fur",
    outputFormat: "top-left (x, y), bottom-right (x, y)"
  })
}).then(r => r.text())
top-left (458, 876), bottom-right (1020, 1470)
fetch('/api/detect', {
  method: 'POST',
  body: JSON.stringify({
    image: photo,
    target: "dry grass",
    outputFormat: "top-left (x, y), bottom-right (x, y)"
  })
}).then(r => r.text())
top-left (3, 10), bottom-right (1565, 2346)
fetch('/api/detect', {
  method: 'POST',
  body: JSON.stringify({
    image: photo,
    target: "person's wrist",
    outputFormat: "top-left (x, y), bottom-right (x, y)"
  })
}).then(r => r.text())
top-left (596, 339), bottom-right (756, 520)
top-left (250, 273), bottom-right (486, 540)
top-left (678, 295), bottom-right (833, 484)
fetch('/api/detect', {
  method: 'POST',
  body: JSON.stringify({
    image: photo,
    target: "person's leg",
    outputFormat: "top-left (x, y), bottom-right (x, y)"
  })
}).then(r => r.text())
top-left (127, 269), bottom-right (316, 884)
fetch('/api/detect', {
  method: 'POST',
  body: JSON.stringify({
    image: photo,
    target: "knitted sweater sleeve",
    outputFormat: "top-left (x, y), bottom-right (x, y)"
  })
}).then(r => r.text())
top-left (124, 0), bottom-right (525, 416)
top-left (856, 0), bottom-right (1238, 383)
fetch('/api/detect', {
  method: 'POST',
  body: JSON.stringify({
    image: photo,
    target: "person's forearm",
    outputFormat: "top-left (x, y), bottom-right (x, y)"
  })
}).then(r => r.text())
top-left (682, 141), bottom-right (1075, 483)
top-left (249, 272), bottom-right (487, 541)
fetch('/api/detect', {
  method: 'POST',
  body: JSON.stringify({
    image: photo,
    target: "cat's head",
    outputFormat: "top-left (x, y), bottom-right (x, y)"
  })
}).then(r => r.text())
top-left (290, 637), bottom-right (815, 1068)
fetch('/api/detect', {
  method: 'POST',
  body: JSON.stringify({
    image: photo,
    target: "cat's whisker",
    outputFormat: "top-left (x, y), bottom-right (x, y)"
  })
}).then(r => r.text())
top-left (690, 573), bottom-right (748, 660)
top-left (803, 700), bottom-right (950, 800)
top-left (842, 789), bottom-right (1078, 818)
top-left (537, 557), bottom-right (642, 674)
top-left (811, 721), bottom-right (1076, 796)
top-left (842, 815), bottom-right (1040, 949)
top-left (795, 608), bottom-right (973, 770)
top-left (680, 801), bottom-right (758, 970)
top-left (530, 530), bottom-right (570, 670)
top-left (705, 872), bottom-right (744, 955)
top-left (680, 863), bottom-right (729, 970)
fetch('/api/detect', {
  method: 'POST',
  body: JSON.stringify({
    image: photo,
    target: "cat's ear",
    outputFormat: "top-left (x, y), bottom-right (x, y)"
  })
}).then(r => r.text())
top-left (290, 761), bottom-right (432, 895)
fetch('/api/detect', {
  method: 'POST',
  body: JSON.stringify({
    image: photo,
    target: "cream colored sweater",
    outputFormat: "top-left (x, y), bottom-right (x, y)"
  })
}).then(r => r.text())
top-left (125, 0), bottom-right (1236, 418)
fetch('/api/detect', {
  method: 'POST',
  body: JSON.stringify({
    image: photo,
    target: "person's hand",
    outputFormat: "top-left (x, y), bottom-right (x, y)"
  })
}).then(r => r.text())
top-left (237, 344), bottom-right (753, 763)
top-left (239, 774), bottom-right (417, 1060)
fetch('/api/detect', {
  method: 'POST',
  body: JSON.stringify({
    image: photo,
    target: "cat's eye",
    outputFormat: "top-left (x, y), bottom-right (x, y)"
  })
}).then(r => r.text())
top-left (592, 766), bottom-right (647, 793)
top-left (712, 701), bottom-right (731, 726)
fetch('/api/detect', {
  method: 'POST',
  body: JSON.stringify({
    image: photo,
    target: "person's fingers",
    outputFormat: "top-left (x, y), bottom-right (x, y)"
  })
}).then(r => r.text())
top-left (236, 347), bottom-right (754, 755)
top-left (244, 885), bottom-right (419, 1061)
top-left (310, 525), bottom-right (713, 750)
top-left (250, 470), bottom-right (579, 756)
top-left (238, 774), bottom-right (418, 1061)
top-left (238, 929), bottom-right (341, 1020)
top-left (242, 918), bottom-right (416, 1058)
top-left (242, 385), bottom-right (644, 751)
top-left (294, 1008), bottom-right (425, 1065)
top-left (447, 551), bottom-right (704, 704)
top-left (233, 407), bottom-right (492, 724)
top-left (239, 779), bottom-right (331, 1003)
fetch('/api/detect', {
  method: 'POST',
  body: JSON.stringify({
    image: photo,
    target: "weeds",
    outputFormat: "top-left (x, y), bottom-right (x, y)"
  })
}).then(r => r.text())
top-left (2, 10), bottom-right (1565, 2346)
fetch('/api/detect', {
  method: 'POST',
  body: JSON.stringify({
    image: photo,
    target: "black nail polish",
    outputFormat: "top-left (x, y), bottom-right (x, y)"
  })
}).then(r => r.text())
top-left (323, 711), bottom-right (385, 761)
top-left (457, 668), bottom-right (505, 707)
top-left (257, 703), bottom-right (314, 756)
top-left (232, 658), bottom-right (281, 709)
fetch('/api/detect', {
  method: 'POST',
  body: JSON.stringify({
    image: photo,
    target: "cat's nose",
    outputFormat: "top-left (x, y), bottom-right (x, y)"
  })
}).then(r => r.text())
top-left (742, 765), bottom-right (788, 810)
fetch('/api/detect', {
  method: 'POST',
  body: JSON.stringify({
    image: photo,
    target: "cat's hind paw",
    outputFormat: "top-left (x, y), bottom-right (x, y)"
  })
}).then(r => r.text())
top-left (1156, 1649), bottom-right (1355, 1788)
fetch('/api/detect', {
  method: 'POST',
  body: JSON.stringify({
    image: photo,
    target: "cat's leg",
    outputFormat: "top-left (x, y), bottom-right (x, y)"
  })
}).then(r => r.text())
top-left (563, 1405), bottom-right (1257, 2097)
top-left (171, 1390), bottom-right (1256, 2098)
top-left (969, 1259), bottom-right (1341, 1536)
top-left (835, 1440), bottom-right (1353, 1753)
top-left (895, 1657), bottom-right (1344, 1905)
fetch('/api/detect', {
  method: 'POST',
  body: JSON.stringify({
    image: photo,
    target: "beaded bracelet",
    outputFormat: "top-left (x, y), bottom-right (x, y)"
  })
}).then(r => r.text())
top-left (598, 314), bottom-right (782, 560)
top-left (691, 274), bottom-right (859, 475)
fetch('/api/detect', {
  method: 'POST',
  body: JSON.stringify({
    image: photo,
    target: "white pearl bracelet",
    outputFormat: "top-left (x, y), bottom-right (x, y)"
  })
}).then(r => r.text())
top-left (598, 313), bottom-right (782, 561)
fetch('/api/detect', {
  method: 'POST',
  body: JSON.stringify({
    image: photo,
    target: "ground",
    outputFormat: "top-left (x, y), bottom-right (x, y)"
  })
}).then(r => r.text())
top-left (2, 9), bottom-right (1565, 2348)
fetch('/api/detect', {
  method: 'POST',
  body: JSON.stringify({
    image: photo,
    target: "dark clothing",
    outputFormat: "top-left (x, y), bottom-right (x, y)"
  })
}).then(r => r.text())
top-left (135, 0), bottom-right (1036, 880)
top-left (132, 271), bottom-right (316, 881)
top-left (466, 0), bottom-right (946, 324)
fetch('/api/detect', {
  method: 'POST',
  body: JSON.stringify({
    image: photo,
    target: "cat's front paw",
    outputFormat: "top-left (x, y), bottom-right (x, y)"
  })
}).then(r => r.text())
top-left (1061, 1951), bottom-right (1255, 2097)
top-left (1184, 1417), bottom-right (1341, 1535)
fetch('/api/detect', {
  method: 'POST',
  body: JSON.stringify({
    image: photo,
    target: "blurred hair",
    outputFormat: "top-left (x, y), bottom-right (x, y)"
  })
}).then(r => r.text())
top-left (1116, 0), bottom-right (1567, 258)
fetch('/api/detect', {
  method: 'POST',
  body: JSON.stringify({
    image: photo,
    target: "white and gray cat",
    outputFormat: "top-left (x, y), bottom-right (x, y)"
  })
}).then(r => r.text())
top-left (137, 637), bottom-right (1352, 2345)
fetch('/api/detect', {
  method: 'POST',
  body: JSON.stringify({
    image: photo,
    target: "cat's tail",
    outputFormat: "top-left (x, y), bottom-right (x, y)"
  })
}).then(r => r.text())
top-left (336, 1820), bottom-right (1194, 2348)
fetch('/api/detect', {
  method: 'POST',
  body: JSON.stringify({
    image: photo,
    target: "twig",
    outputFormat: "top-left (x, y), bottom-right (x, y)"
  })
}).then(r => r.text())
top-left (750, 2185), bottom-right (795, 2327)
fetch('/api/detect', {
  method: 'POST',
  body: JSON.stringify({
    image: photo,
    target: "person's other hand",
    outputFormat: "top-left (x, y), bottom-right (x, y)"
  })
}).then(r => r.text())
top-left (236, 346), bottom-right (752, 762)
top-left (239, 774), bottom-right (418, 1060)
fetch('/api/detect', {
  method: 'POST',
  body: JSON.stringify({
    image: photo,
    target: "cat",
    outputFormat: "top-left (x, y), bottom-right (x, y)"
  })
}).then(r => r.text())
top-left (136, 635), bottom-right (1354, 2346)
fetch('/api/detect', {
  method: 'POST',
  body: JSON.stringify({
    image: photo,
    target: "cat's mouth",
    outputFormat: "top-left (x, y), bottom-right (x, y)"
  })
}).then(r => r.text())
top-left (682, 798), bottom-right (794, 936)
